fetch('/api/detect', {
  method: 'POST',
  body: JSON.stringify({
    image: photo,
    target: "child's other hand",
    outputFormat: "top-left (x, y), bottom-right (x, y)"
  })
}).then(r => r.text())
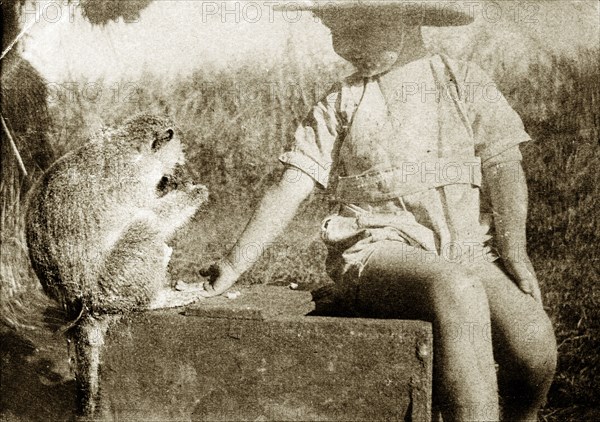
top-left (503, 256), bottom-right (542, 304)
top-left (198, 261), bottom-right (239, 298)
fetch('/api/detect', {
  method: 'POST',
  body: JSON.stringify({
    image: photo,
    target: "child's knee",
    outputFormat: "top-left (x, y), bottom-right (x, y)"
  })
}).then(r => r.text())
top-left (520, 316), bottom-right (557, 384)
top-left (501, 313), bottom-right (557, 394)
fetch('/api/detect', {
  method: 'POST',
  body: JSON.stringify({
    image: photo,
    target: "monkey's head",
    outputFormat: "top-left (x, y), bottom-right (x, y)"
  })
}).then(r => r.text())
top-left (117, 114), bottom-right (185, 176)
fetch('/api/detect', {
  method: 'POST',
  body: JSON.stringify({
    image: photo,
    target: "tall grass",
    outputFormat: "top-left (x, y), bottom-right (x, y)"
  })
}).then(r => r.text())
top-left (0, 160), bottom-right (32, 328)
top-left (1, 55), bottom-right (55, 328)
top-left (5, 46), bottom-right (598, 413)
top-left (507, 49), bottom-right (600, 409)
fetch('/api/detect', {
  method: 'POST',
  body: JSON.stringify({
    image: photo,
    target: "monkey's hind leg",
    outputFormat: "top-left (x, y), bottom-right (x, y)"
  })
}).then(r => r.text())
top-left (96, 221), bottom-right (167, 313)
top-left (98, 220), bottom-right (205, 311)
top-left (149, 243), bottom-right (206, 310)
top-left (148, 286), bottom-right (206, 310)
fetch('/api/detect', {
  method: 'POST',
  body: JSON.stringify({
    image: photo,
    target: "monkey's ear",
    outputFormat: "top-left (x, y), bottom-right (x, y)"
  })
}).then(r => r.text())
top-left (151, 128), bottom-right (174, 151)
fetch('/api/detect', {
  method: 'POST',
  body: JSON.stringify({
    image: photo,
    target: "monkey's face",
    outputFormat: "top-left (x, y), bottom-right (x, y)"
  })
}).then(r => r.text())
top-left (145, 123), bottom-right (208, 206)
top-left (156, 167), bottom-right (209, 204)
top-left (120, 114), bottom-right (185, 175)
top-left (124, 115), bottom-right (186, 187)
top-left (119, 114), bottom-right (207, 204)
top-left (150, 127), bottom-right (186, 174)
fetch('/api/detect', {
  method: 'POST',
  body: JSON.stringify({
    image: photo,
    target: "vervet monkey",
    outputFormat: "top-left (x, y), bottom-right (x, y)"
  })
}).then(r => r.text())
top-left (25, 114), bottom-right (208, 415)
top-left (26, 114), bottom-right (208, 318)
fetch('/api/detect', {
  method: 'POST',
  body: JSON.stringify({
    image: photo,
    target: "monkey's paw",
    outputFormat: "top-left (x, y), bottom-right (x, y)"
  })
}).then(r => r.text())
top-left (174, 280), bottom-right (204, 292)
top-left (149, 286), bottom-right (205, 310)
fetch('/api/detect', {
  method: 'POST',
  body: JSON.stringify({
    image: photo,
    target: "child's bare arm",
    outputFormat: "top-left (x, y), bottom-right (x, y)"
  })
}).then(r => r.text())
top-left (484, 152), bottom-right (541, 302)
top-left (200, 167), bottom-right (315, 296)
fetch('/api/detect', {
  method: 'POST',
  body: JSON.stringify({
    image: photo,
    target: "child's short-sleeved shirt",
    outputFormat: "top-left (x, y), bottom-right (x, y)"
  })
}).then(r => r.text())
top-left (280, 54), bottom-right (530, 270)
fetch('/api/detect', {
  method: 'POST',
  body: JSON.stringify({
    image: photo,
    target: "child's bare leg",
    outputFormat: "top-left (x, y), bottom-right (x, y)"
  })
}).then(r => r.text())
top-left (354, 242), bottom-right (499, 422)
top-left (476, 261), bottom-right (557, 421)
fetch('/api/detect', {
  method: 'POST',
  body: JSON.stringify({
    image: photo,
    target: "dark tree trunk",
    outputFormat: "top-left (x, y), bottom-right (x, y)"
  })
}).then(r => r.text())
top-left (1, 0), bottom-right (56, 327)
top-left (1, 0), bottom-right (54, 196)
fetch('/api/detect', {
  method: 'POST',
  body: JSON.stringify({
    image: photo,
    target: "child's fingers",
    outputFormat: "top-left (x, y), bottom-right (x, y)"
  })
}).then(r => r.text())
top-left (199, 263), bottom-right (220, 282)
top-left (515, 276), bottom-right (533, 295)
top-left (505, 260), bottom-right (541, 300)
top-left (198, 261), bottom-right (240, 298)
top-left (513, 272), bottom-right (543, 303)
top-left (526, 276), bottom-right (543, 304)
top-left (198, 280), bottom-right (219, 297)
top-left (508, 263), bottom-right (530, 289)
top-left (532, 283), bottom-right (543, 304)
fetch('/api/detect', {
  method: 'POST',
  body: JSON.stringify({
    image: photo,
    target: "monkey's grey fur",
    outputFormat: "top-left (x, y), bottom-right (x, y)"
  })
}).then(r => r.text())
top-left (25, 114), bottom-right (208, 320)
top-left (25, 114), bottom-right (208, 416)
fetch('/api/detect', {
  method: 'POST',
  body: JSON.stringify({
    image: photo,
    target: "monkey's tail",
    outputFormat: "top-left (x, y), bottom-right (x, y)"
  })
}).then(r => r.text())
top-left (70, 314), bottom-right (118, 417)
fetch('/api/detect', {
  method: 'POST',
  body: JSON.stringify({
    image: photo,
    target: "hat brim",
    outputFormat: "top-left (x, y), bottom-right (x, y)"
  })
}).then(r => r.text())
top-left (273, 1), bottom-right (474, 27)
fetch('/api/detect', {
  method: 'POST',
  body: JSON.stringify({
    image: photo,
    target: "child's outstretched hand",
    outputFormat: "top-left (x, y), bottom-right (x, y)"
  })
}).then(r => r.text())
top-left (503, 255), bottom-right (542, 304)
top-left (198, 260), bottom-right (240, 297)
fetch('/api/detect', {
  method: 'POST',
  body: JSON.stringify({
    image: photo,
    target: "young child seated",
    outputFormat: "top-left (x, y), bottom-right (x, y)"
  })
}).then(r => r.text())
top-left (199, 1), bottom-right (557, 420)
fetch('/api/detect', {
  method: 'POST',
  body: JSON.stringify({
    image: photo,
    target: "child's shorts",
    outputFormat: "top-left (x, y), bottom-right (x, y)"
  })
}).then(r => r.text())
top-left (321, 211), bottom-right (497, 286)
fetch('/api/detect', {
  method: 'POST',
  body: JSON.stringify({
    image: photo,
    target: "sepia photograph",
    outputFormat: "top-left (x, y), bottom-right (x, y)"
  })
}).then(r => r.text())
top-left (1, 0), bottom-right (598, 420)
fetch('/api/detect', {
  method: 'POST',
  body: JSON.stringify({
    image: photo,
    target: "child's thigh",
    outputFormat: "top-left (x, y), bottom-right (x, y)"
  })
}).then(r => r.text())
top-left (473, 261), bottom-right (556, 374)
top-left (354, 241), bottom-right (487, 320)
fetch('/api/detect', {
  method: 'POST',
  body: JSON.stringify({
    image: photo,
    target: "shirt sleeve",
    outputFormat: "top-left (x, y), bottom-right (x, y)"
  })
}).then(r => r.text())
top-left (278, 85), bottom-right (341, 189)
top-left (464, 63), bottom-right (530, 166)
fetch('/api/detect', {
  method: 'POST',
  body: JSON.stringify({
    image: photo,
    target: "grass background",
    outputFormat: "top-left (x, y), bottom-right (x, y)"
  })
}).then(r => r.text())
top-left (1, 44), bottom-right (598, 419)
